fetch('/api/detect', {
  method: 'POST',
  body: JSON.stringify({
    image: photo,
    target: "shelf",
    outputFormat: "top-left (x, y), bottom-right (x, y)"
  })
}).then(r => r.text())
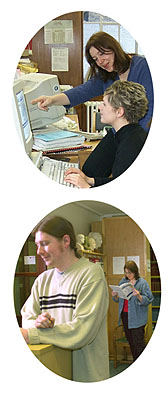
top-left (15, 272), bottom-right (39, 277)
top-left (82, 250), bottom-right (105, 256)
top-left (150, 246), bottom-right (161, 328)
top-left (152, 291), bottom-right (161, 293)
top-left (151, 276), bottom-right (160, 279)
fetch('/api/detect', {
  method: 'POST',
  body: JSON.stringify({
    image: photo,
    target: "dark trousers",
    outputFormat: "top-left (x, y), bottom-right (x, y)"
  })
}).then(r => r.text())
top-left (121, 312), bottom-right (146, 361)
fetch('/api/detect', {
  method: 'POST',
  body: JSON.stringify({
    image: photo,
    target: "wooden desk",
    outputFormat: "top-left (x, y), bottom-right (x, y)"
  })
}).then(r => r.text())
top-left (78, 140), bottom-right (99, 169)
top-left (29, 344), bottom-right (72, 380)
top-left (34, 114), bottom-right (100, 167)
top-left (65, 115), bottom-right (100, 167)
top-left (47, 139), bottom-right (100, 168)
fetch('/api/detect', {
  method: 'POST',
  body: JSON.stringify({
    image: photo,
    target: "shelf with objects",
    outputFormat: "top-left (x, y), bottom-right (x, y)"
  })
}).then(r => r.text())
top-left (76, 231), bottom-right (107, 276)
top-left (150, 246), bottom-right (161, 331)
top-left (81, 250), bottom-right (106, 276)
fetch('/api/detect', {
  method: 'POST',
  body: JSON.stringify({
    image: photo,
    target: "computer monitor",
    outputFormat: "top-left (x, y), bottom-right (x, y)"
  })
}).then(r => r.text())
top-left (19, 73), bottom-right (66, 130)
top-left (13, 79), bottom-right (33, 156)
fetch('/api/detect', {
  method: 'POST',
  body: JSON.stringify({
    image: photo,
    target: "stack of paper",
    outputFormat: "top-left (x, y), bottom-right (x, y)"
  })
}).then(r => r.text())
top-left (33, 130), bottom-right (85, 150)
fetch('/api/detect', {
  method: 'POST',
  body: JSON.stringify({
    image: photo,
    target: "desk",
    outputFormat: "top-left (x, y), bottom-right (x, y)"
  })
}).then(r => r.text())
top-left (47, 139), bottom-right (99, 168)
top-left (62, 115), bottom-right (100, 168)
top-left (29, 344), bottom-right (72, 380)
top-left (35, 114), bottom-right (100, 167)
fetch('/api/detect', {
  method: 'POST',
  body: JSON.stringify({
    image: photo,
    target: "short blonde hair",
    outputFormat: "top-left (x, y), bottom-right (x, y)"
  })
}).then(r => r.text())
top-left (104, 80), bottom-right (148, 123)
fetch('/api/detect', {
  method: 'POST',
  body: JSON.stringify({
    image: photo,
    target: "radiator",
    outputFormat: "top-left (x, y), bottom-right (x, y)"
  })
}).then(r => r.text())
top-left (84, 101), bottom-right (101, 132)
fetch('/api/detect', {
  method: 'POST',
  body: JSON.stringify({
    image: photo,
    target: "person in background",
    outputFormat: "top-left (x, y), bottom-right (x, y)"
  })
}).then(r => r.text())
top-left (64, 80), bottom-right (148, 188)
top-left (112, 260), bottom-right (154, 361)
top-left (31, 31), bottom-right (153, 133)
top-left (20, 216), bottom-right (110, 382)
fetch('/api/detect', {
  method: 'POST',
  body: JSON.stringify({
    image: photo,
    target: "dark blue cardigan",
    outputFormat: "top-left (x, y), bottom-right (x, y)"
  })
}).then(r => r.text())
top-left (64, 55), bottom-right (154, 133)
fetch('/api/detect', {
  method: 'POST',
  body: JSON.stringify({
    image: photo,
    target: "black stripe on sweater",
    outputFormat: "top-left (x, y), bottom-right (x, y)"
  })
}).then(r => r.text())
top-left (40, 304), bottom-right (76, 310)
top-left (39, 294), bottom-right (77, 310)
top-left (39, 293), bottom-right (77, 299)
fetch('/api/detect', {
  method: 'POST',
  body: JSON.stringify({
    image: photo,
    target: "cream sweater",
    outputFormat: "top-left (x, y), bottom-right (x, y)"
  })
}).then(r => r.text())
top-left (21, 257), bottom-right (109, 382)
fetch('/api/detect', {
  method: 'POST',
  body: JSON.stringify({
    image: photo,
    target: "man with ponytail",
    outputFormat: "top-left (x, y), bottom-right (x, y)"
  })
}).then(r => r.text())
top-left (21, 216), bottom-right (109, 382)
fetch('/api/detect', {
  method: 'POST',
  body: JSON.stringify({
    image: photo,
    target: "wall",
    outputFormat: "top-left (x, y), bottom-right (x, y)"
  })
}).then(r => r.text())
top-left (29, 11), bottom-right (86, 129)
top-left (48, 202), bottom-right (101, 235)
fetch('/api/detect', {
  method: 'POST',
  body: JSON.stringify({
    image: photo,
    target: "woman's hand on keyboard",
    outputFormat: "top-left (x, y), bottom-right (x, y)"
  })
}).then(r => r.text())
top-left (64, 168), bottom-right (94, 188)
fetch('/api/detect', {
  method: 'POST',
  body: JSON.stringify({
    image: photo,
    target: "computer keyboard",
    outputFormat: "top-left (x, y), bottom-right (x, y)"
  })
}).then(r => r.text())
top-left (40, 157), bottom-right (79, 188)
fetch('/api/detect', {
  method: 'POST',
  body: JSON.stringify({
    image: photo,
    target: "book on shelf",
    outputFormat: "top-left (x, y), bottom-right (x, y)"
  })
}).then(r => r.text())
top-left (151, 278), bottom-right (161, 291)
top-left (151, 262), bottom-right (160, 276)
top-left (109, 282), bottom-right (133, 300)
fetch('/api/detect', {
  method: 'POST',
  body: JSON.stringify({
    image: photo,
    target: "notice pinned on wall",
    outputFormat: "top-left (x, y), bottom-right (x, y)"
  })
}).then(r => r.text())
top-left (127, 255), bottom-right (140, 269)
top-left (44, 20), bottom-right (73, 44)
top-left (113, 255), bottom-right (140, 274)
top-left (113, 256), bottom-right (125, 274)
top-left (51, 47), bottom-right (69, 71)
top-left (24, 255), bottom-right (36, 265)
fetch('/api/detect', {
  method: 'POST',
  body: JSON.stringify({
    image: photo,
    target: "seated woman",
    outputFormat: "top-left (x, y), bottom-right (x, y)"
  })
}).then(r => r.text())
top-left (64, 80), bottom-right (149, 188)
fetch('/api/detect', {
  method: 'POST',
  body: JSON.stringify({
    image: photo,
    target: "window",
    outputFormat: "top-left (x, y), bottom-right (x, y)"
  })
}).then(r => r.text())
top-left (83, 12), bottom-right (143, 79)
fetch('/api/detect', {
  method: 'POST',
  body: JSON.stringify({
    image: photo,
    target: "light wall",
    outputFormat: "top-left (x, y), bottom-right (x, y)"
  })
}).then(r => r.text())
top-left (48, 202), bottom-right (101, 235)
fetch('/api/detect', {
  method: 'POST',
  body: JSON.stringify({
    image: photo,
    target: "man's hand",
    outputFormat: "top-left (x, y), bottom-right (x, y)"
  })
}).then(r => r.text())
top-left (21, 328), bottom-right (29, 344)
top-left (35, 312), bottom-right (55, 328)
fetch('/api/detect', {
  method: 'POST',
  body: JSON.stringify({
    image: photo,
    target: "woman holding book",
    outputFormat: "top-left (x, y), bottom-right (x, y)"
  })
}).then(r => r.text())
top-left (112, 261), bottom-right (153, 361)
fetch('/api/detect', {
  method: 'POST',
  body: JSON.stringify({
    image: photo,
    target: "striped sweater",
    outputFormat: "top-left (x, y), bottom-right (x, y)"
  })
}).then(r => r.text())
top-left (21, 257), bottom-right (109, 382)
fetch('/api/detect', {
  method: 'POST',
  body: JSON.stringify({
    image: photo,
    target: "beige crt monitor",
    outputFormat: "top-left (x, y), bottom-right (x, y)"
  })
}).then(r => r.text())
top-left (13, 79), bottom-right (33, 155)
top-left (19, 73), bottom-right (66, 130)
top-left (13, 79), bottom-right (42, 166)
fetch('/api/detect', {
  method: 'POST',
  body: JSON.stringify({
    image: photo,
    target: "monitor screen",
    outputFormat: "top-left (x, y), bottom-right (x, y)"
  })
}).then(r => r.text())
top-left (13, 80), bottom-right (33, 155)
top-left (16, 89), bottom-right (31, 141)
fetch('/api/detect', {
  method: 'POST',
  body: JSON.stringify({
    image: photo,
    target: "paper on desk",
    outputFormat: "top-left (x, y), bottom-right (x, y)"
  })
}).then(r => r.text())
top-left (33, 130), bottom-right (78, 141)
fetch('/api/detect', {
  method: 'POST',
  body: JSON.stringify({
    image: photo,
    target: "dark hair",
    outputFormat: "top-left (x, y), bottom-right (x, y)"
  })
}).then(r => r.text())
top-left (124, 260), bottom-right (140, 280)
top-left (85, 31), bottom-right (131, 81)
top-left (34, 216), bottom-right (81, 258)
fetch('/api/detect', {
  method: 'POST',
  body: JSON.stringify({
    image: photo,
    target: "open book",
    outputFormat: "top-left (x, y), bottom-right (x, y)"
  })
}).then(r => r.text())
top-left (109, 282), bottom-right (134, 300)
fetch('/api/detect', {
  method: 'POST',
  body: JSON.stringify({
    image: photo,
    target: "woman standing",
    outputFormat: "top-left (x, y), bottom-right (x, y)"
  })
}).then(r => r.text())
top-left (32, 32), bottom-right (153, 133)
top-left (112, 261), bottom-right (154, 361)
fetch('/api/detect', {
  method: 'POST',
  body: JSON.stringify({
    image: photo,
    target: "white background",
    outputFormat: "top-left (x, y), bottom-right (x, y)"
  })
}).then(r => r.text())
top-left (1, 1), bottom-right (167, 397)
